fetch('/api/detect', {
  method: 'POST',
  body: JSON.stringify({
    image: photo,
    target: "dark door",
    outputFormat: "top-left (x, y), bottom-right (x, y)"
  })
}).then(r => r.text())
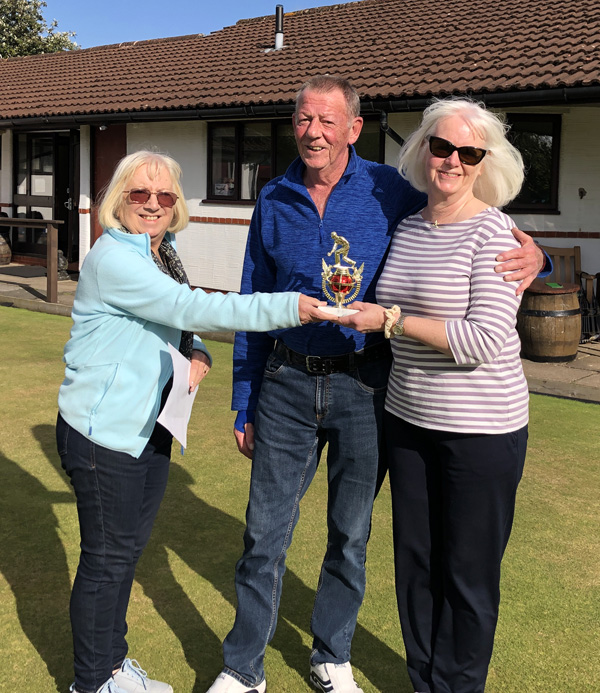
top-left (11, 130), bottom-right (80, 263)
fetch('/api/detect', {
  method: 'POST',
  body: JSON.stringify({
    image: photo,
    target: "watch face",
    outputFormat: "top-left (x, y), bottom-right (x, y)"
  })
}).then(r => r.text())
top-left (394, 316), bottom-right (405, 336)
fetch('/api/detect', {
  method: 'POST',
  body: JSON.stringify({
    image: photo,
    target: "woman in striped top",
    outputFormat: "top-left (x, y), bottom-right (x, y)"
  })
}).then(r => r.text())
top-left (340, 98), bottom-right (528, 692)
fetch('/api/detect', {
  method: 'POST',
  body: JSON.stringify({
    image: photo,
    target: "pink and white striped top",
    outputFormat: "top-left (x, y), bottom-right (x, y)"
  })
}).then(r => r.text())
top-left (377, 207), bottom-right (529, 434)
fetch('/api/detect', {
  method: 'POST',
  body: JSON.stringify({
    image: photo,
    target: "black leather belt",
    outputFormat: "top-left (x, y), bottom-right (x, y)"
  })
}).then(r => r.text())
top-left (274, 340), bottom-right (391, 375)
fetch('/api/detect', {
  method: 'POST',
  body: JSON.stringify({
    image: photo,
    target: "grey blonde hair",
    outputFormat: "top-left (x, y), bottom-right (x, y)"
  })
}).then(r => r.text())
top-left (98, 150), bottom-right (189, 233)
top-left (296, 75), bottom-right (361, 122)
top-left (398, 98), bottom-right (524, 208)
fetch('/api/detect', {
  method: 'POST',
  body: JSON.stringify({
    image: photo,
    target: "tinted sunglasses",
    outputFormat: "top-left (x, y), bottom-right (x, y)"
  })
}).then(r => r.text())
top-left (427, 135), bottom-right (487, 166)
top-left (123, 189), bottom-right (178, 208)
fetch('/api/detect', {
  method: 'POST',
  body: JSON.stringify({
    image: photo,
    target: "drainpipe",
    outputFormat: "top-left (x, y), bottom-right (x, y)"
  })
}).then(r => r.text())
top-left (275, 5), bottom-right (284, 50)
top-left (379, 112), bottom-right (405, 146)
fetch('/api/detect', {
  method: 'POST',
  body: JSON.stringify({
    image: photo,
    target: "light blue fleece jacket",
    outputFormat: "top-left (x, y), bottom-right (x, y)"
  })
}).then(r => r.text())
top-left (58, 228), bottom-right (302, 457)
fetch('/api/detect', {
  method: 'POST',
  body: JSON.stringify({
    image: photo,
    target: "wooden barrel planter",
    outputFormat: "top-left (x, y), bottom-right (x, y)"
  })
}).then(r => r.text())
top-left (517, 279), bottom-right (581, 362)
top-left (0, 233), bottom-right (11, 265)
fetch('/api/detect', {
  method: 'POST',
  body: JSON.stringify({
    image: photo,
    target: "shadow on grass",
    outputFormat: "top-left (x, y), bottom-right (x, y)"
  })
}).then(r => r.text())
top-left (139, 461), bottom-right (410, 692)
top-left (9, 424), bottom-right (409, 693)
top-left (0, 424), bottom-right (73, 693)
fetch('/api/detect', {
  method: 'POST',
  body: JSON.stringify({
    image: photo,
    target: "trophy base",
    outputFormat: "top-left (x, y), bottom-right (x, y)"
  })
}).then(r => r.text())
top-left (320, 306), bottom-right (359, 316)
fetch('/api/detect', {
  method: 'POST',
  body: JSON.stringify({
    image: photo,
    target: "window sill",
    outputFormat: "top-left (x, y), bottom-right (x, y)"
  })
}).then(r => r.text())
top-left (202, 199), bottom-right (256, 206)
top-left (505, 207), bottom-right (561, 215)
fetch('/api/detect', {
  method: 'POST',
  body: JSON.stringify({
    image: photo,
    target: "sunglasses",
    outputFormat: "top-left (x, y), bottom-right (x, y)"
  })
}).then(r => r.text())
top-left (426, 135), bottom-right (487, 166)
top-left (123, 189), bottom-right (178, 208)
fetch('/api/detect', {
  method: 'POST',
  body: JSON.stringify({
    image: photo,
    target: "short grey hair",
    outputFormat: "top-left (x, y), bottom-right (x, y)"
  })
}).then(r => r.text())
top-left (98, 150), bottom-right (189, 233)
top-left (295, 75), bottom-right (361, 121)
top-left (398, 98), bottom-right (525, 208)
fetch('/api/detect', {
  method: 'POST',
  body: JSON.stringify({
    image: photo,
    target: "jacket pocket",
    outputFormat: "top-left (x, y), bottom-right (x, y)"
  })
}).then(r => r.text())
top-left (85, 363), bottom-right (119, 435)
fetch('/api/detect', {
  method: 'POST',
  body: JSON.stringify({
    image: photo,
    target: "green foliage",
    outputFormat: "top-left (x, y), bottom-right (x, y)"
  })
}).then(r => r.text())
top-left (0, 307), bottom-right (598, 691)
top-left (0, 0), bottom-right (77, 58)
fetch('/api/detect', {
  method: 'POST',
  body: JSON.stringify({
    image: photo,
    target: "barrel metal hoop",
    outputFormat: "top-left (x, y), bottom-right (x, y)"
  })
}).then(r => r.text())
top-left (519, 308), bottom-right (581, 317)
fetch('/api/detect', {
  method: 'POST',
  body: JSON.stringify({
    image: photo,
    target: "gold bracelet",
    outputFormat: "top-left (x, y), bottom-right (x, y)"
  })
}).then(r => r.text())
top-left (383, 305), bottom-right (401, 339)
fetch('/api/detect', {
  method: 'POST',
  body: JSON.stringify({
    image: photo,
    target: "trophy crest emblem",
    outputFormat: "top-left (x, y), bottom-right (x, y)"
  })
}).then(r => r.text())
top-left (321, 232), bottom-right (364, 316)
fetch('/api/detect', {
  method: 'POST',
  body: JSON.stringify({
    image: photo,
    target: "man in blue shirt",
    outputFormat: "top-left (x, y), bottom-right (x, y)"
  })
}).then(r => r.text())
top-left (208, 76), bottom-right (544, 693)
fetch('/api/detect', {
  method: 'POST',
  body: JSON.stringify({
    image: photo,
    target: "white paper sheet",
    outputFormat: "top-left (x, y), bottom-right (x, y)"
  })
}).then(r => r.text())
top-left (157, 343), bottom-right (199, 450)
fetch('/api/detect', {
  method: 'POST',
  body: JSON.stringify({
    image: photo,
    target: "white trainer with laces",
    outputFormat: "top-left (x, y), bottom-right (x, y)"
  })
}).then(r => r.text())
top-left (69, 679), bottom-right (127, 693)
top-left (309, 662), bottom-right (364, 693)
top-left (206, 671), bottom-right (266, 693)
top-left (113, 659), bottom-right (173, 693)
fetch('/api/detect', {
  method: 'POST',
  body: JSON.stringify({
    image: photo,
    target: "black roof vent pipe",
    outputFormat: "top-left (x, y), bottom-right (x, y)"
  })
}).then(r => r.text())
top-left (275, 5), bottom-right (284, 50)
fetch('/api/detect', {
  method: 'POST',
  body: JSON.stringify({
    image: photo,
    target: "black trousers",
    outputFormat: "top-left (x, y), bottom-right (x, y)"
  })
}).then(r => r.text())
top-left (384, 411), bottom-right (528, 693)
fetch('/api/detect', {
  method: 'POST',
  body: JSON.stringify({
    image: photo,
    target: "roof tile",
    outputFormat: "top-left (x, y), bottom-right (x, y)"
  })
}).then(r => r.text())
top-left (0, 0), bottom-right (598, 121)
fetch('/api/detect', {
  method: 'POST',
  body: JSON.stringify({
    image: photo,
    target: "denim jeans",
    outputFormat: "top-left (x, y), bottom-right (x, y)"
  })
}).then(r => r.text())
top-left (56, 413), bottom-right (172, 693)
top-left (222, 346), bottom-right (391, 686)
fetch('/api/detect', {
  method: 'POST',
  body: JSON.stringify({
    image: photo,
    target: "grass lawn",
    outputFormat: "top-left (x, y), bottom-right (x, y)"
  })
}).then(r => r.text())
top-left (0, 306), bottom-right (598, 692)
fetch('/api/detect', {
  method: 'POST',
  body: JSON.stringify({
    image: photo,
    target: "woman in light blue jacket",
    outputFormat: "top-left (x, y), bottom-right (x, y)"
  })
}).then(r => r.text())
top-left (57, 151), bottom-right (327, 693)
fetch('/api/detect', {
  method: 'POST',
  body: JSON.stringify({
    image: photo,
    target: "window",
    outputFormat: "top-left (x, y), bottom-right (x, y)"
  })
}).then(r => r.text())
top-left (505, 114), bottom-right (561, 214)
top-left (208, 122), bottom-right (273, 202)
top-left (207, 117), bottom-right (384, 202)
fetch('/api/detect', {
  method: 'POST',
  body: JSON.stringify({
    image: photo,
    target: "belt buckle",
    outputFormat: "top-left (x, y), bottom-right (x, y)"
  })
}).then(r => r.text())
top-left (306, 356), bottom-right (329, 374)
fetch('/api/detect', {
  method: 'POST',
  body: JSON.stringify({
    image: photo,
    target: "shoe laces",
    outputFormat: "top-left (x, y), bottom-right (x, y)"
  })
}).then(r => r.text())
top-left (106, 682), bottom-right (127, 693)
top-left (69, 680), bottom-right (127, 693)
top-left (121, 659), bottom-right (148, 687)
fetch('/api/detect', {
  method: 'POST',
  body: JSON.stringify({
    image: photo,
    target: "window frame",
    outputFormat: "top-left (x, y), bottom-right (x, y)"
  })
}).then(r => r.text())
top-left (205, 116), bottom-right (385, 204)
top-left (504, 113), bottom-right (561, 215)
top-left (206, 120), bottom-right (276, 204)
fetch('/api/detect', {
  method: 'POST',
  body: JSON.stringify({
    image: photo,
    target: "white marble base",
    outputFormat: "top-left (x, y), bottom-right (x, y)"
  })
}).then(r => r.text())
top-left (319, 306), bottom-right (359, 316)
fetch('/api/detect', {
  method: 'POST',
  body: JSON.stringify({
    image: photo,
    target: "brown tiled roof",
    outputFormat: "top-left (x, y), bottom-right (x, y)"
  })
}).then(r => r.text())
top-left (0, 0), bottom-right (599, 122)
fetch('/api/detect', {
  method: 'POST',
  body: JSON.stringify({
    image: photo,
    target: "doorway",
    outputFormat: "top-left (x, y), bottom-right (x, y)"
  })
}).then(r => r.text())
top-left (10, 129), bottom-right (80, 264)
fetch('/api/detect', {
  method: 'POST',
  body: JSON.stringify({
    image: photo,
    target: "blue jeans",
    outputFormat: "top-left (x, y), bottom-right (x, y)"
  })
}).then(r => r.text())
top-left (223, 345), bottom-right (391, 686)
top-left (56, 413), bottom-right (172, 693)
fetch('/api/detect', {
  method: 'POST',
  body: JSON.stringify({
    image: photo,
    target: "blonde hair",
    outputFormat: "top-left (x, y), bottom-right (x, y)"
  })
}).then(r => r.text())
top-left (398, 98), bottom-right (524, 208)
top-left (98, 150), bottom-right (189, 233)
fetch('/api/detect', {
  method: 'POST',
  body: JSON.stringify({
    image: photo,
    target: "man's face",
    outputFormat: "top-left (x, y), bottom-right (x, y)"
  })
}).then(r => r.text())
top-left (293, 88), bottom-right (363, 179)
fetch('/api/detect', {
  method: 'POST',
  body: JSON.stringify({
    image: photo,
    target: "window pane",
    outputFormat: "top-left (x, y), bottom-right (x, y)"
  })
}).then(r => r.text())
top-left (31, 174), bottom-right (53, 196)
top-left (506, 115), bottom-right (560, 211)
top-left (510, 122), bottom-right (553, 204)
top-left (241, 123), bottom-right (271, 200)
top-left (32, 136), bottom-right (54, 174)
top-left (211, 125), bottom-right (236, 197)
top-left (17, 134), bottom-right (28, 194)
top-left (354, 120), bottom-right (382, 163)
top-left (275, 123), bottom-right (298, 177)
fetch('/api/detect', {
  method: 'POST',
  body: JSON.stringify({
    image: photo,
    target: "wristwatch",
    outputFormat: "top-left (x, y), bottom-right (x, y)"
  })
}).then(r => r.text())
top-left (392, 314), bottom-right (406, 337)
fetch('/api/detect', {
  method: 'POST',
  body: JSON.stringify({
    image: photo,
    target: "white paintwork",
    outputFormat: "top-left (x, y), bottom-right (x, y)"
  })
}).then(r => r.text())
top-left (0, 130), bottom-right (13, 209)
top-left (78, 126), bottom-right (92, 261)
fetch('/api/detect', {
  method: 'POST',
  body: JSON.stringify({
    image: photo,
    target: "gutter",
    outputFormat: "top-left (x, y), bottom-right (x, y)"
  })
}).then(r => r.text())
top-left (1, 85), bottom-right (599, 129)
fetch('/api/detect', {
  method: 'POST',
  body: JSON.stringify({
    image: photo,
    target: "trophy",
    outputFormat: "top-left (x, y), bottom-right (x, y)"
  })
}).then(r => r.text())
top-left (320, 232), bottom-right (363, 316)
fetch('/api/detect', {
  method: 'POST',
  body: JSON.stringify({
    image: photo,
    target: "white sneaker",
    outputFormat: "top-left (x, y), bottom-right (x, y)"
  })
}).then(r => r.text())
top-left (70, 680), bottom-right (127, 693)
top-left (309, 662), bottom-right (364, 693)
top-left (206, 671), bottom-right (266, 693)
top-left (113, 659), bottom-right (173, 693)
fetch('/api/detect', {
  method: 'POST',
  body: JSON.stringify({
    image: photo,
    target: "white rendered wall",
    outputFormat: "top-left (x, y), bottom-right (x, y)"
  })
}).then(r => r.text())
top-left (127, 120), bottom-right (252, 291)
top-left (76, 105), bottom-right (600, 290)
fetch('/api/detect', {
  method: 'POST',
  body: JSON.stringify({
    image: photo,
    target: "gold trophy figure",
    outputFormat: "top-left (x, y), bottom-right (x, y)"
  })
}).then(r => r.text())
top-left (321, 232), bottom-right (363, 316)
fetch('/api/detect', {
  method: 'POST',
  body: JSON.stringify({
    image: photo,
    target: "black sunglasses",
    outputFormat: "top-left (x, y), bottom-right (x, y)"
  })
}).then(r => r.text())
top-left (123, 189), bottom-right (178, 208)
top-left (426, 135), bottom-right (487, 166)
